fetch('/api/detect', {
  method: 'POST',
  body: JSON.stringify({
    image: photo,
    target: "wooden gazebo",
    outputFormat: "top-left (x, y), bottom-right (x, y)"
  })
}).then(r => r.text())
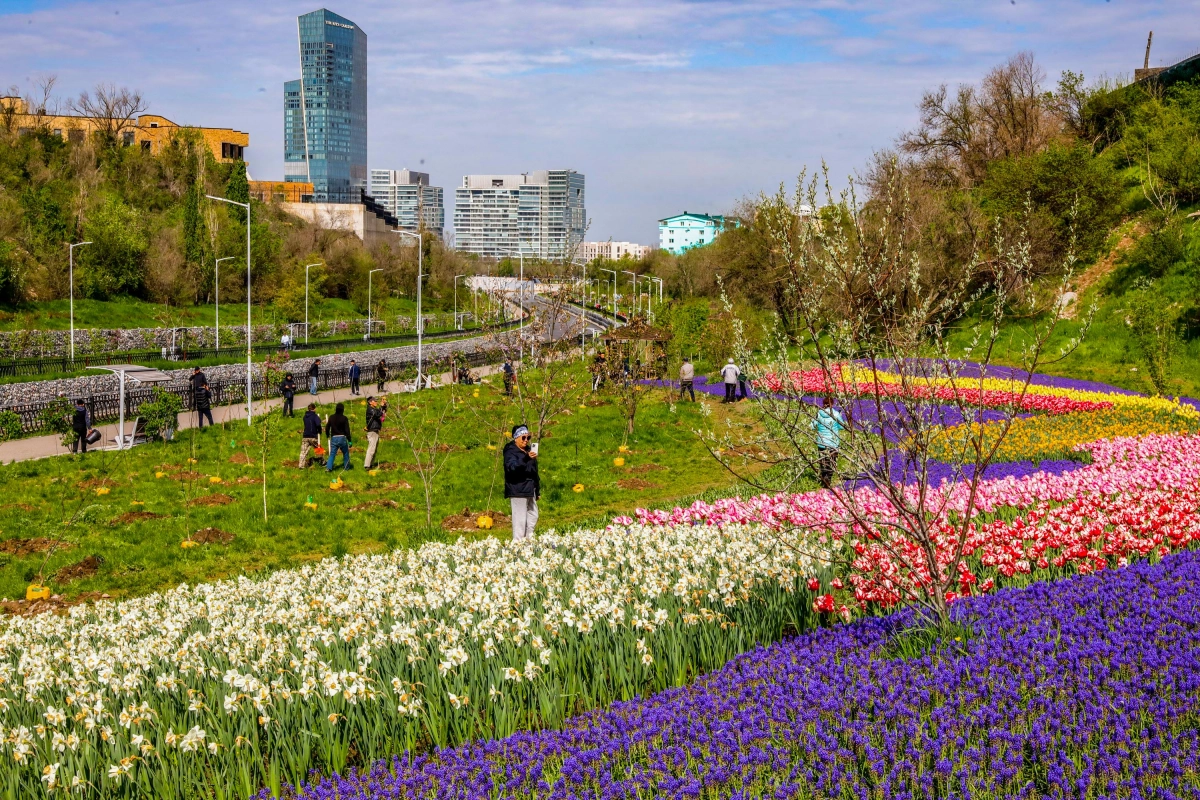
top-left (599, 317), bottom-right (671, 380)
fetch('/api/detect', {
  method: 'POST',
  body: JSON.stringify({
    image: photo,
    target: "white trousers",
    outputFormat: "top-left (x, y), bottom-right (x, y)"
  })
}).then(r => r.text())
top-left (510, 497), bottom-right (539, 540)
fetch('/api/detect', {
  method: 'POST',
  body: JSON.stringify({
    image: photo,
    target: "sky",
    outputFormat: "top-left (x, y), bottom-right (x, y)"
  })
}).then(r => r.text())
top-left (2, 0), bottom-right (1198, 244)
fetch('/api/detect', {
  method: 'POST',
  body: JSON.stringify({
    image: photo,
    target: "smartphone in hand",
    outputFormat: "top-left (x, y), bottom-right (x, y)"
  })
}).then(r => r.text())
top-left (530, 442), bottom-right (539, 456)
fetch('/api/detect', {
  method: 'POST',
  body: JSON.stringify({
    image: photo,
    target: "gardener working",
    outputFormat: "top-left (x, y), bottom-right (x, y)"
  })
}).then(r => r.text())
top-left (679, 357), bottom-right (695, 402)
top-left (503, 424), bottom-right (540, 541)
top-left (812, 396), bottom-right (846, 489)
top-left (195, 383), bottom-right (214, 429)
top-left (363, 395), bottom-right (385, 469)
top-left (325, 402), bottom-right (352, 472)
top-left (70, 398), bottom-right (90, 454)
top-left (720, 358), bottom-right (740, 403)
top-left (300, 403), bottom-right (321, 468)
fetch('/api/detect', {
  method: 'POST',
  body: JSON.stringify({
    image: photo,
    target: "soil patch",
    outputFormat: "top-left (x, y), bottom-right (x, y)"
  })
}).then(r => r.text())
top-left (1, 503), bottom-right (34, 513)
top-left (78, 478), bottom-right (115, 490)
top-left (349, 499), bottom-right (400, 512)
top-left (617, 478), bottom-right (660, 491)
top-left (1, 592), bottom-right (110, 618)
top-left (52, 555), bottom-right (103, 584)
top-left (441, 507), bottom-right (510, 532)
top-left (630, 464), bottom-right (666, 474)
top-left (192, 527), bottom-right (235, 544)
top-left (111, 511), bottom-right (166, 525)
top-left (188, 493), bottom-right (235, 507)
top-left (170, 471), bottom-right (201, 482)
top-left (234, 476), bottom-right (260, 485)
top-left (229, 452), bottom-right (252, 465)
top-left (381, 480), bottom-right (413, 491)
top-left (0, 538), bottom-right (74, 557)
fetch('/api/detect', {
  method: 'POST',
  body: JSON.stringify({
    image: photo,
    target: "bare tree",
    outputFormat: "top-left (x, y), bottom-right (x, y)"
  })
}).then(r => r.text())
top-left (702, 164), bottom-right (1091, 627)
top-left (391, 378), bottom-right (460, 527)
top-left (70, 83), bottom-right (147, 143)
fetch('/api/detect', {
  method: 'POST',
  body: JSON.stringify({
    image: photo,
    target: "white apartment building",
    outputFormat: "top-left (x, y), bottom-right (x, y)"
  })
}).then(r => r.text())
top-left (579, 241), bottom-right (653, 261)
top-left (369, 169), bottom-right (445, 236)
top-left (453, 170), bottom-right (585, 260)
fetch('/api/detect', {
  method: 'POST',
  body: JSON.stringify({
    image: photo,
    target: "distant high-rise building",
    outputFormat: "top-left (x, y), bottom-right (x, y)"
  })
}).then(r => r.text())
top-left (369, 169), bottom-right (445, 236)
top-left (284, 9), bottom-right (367, 203)
top-left (454, 170), bottom-right (585, 260)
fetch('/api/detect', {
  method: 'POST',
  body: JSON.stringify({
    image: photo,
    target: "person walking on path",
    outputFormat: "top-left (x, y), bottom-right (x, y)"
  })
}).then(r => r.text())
top-left (591, 350), bottom-right (607, 391)
top-left (678, 357), bottom-right (696, 402)
top-left (308, 360), bottom-right (321, 395)
top-left (503, 357), bottom-right (515, 396)
top-left (325, 402), bottom-right (353, 472)
top-left (720, 358), bottom-right (740, 403)
top-left (300, 403), bottom-right (321, 468)
top-left (195, 383), bottom-right (214, 429)
top-left (812, 396), bottom-right (846, 489)
top-left (375, 359), bottom-right (389, 393)
top-left (190, 367), bottom-right (207, 396)
top-left (349, 359), bottom-right (362, 396)
top-left (280, 373), bottom-right (297, 417)
top-left (70, 398), bottom-right (90, 454)
top-left (363, 395), bottom-right (385, 469)
top-left (503, 424), bottom-right (540, 540)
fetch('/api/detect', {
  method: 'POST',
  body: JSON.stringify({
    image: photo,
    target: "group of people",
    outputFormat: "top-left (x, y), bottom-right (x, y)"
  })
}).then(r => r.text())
top-left (670, 357), bottom-right (749, 403)
top-left (298, 394), bottom-right (388, 472)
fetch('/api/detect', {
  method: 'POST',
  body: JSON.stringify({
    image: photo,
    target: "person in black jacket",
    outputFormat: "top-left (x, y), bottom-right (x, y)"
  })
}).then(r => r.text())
top-left (300, 403), bottom-right (321, 467)
top-left (70, 398), bottom-right (90, 454)
top-left (503, 424), bottom-right (539, 540)
top-left (325, 402), bottom-right (352, 472)
top-left (195, 383), bottom-right (214, 429)
top-left (348, 359), bottom-right (361, 395)
top-left (375, 359), bottom-right (389, 392)
top-left (190, 367), bottom-right (207, 394)
top-left (308, 359), bottom-right (321, 395)
top-left (280, 373), bottom-right (297, 417)
top-left (363, 395), bottom-right (385, 468)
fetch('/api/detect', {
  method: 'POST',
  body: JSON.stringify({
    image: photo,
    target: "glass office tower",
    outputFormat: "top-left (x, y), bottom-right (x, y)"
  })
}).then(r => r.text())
top-left (283, 9), bottom-right (367, 203)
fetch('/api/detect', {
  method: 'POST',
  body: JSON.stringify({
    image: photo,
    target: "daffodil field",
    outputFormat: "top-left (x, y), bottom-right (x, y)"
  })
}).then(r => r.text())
top-left (4, 360), bottom-right (1200, 798)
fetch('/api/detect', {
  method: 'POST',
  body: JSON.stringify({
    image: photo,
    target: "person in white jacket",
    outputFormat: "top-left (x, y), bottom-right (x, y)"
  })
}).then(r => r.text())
top-left (678, 357), bottom-right (696, 402)
top-left (720, 358), bottom-right (740, 403)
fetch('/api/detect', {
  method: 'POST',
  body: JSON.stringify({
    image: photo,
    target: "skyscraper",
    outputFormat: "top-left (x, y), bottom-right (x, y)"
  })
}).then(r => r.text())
top-left (284, 9), bottom-right (367, 203)
top-left (369, 169), bottom-right (445, 237)
top-left (454, 170), bottom-right (585, 259)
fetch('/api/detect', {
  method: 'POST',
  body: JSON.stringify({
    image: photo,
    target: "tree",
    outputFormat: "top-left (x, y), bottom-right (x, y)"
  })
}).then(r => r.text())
top-left (226, 162), bottom-right (250, 223)
top-left (704, 165), bottom-right (1089, 627)
top-left (1126, 278), bottom-right (1180, 396)
top-left (390, 381), bottom-right (460, 527)
top-left (69, 83), bottom-right (147, 145)
top-left (139, 386), bottom-right (183, 441)
top-left (80, 195), bottom-right (148, 298)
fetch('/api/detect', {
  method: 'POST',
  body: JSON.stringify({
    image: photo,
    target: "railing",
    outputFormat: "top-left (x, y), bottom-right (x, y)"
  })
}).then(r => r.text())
top-left (0, 320), bottom-right (520, 378)
top-left (1, 349), bottom-right (504, 436)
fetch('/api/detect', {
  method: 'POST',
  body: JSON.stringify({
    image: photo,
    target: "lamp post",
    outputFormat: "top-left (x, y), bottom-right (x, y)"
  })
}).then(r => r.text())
top-left (367, 268), bottom-right (384, 340)
top-left (649, 277), bottom-right (663, 310)
top-left (453, 274), bottom-right (466, 329)
top-left (304, 262), bottom-right (322, 343)
top-left (621, 270), bottom-right (637, 317)
top-left (68, 241), bottom-right (92, 362)
top-left (393, 230), bottom-right (423, 385)
top-left (214, 257), bottom-right (234, 351)
top-left (599, 267), bottom-right (617, 322)
top-left (206, 194), bottom-right (253, 424)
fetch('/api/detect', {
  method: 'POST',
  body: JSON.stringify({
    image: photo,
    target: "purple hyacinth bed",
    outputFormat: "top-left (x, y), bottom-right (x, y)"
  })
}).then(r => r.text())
top-left (268, 552), bottom-right (1200, 799)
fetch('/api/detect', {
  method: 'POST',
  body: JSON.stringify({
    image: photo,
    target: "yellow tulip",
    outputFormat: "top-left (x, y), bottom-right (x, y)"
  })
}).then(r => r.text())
top-left (613, 457), bottom-right (625, 467)
top-left (572, 483), bottom-right (585, 493)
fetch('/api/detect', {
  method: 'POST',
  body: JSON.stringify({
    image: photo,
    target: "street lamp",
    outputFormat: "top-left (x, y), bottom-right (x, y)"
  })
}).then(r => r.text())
top-left (367, 268), bottom-right (384, 340)
top-left (453, 274), bottom-right (466, 329)
top-left (68, 241), bottom-right (92, 362)
top-left (214, 257), bottom-right (234, 351)
top-left (393, 230), bottom-right (423, 385)
top-left (599, 267), bottom-right (617, 321)
top-left (304, 262), bottom-right (322, 343)
top-left (206, 194), bottom-right (253, 424)
top-left (649, 276), bottom-right (664, 309)
top-left (621, 270), bottom-right (638, 317)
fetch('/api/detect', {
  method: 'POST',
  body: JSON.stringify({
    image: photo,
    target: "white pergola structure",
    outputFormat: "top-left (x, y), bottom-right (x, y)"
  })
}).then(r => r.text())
top-left (88, 365), bottom-right (173, 450)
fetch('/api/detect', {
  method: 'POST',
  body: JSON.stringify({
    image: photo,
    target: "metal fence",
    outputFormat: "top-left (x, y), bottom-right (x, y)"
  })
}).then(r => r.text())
top-left (2, 348), bottom-right (505, 436)
top-left (0, 321), bottom-right (519, 378)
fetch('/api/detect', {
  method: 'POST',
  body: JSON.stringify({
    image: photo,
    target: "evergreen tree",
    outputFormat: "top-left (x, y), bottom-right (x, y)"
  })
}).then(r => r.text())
top-left (226, 162), bottom-right (250, 223)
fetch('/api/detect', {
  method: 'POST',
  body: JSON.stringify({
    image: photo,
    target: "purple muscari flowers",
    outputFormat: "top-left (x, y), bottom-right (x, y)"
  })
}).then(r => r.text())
top-left (268, 553), bottom-right (1200, 799)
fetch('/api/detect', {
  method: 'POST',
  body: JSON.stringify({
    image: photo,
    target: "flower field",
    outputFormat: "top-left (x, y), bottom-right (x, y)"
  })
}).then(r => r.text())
top-left (274, 552), bottom-right (1200, 798)
top-left (0, 524), bottom-right (828, 799)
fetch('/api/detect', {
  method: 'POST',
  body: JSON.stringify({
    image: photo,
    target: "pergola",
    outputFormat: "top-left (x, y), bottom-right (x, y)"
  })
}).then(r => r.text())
top-left (88, 365), bottom-right (172, 450)
top-left (600, 316), bottom-right (671, 380)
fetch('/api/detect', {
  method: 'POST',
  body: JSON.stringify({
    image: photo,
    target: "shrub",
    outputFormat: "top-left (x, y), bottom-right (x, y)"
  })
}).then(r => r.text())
top-left (0, 409), bottom-right (23, 442)
top-left (138, 386), bottom-right (184, 441)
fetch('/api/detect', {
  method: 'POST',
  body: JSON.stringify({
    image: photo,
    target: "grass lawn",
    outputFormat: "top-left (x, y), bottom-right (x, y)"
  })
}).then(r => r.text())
top-left (0, 295), bottom-right (458, 332)
top-left (0, 371), bottom-right (771, 603)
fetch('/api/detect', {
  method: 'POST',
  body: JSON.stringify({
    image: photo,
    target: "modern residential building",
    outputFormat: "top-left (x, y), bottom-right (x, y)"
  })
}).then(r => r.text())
top-left (0, 97), bottom-right (248, 162)
top-left (454, 170), bottom-right (585, 260)
top-left (369, 169), bottom-right (445, 236)
top-left (658, 212), bottom-right (730, 255)
top-left (284, 9), bottom-right (367, 203)
top-left (579, 241), bottom-right (653, 261)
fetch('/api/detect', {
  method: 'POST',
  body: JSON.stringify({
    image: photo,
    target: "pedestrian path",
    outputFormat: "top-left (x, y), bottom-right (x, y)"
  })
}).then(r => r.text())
top-left (0, 364), bottom-right (505, 465)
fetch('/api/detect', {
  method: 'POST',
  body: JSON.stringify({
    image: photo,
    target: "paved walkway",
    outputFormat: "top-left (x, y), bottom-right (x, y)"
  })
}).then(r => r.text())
top-left (0, 364), bottom-right (506, 464)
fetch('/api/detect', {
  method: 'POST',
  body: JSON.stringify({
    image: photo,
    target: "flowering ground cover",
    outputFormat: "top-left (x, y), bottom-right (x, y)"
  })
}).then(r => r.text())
top-left (0, 523), bottom-right (828, 798)
top-left (636, 434), bottom-right (1200, 609)
top-left (267, 551), bottom-right (1200, 799)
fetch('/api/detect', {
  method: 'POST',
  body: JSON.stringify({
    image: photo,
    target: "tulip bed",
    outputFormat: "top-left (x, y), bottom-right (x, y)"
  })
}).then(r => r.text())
top-left (0, 524), bottom-right (830, 799)
top-left (274, 551), bottom-right (1200, 799)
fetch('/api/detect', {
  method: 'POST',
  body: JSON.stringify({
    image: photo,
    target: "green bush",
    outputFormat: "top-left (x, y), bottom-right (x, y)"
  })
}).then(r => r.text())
top-left (0, 408), bottom-right (22, 442)
top-left (138, 386), bottom-right (183, 441)
top-left (36, 395), bottom-right (75, 446)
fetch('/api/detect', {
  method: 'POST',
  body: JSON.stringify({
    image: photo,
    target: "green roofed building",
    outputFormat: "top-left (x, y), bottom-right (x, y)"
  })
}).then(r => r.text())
top-left (658, 212), bottom-right (732, 255)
